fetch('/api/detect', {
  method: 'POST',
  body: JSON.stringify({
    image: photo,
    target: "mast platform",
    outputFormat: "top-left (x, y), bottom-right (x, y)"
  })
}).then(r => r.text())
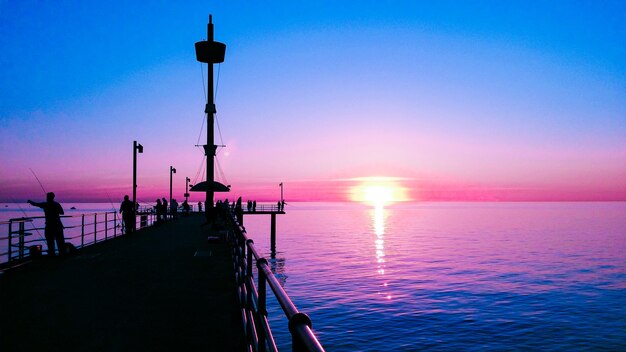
top-left (0, 214), bottom-right (244, 351)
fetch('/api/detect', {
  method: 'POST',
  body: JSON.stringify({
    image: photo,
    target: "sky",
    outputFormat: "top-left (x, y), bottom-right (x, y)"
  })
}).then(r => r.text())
top-left (1, 1), bottom-right (625, 203)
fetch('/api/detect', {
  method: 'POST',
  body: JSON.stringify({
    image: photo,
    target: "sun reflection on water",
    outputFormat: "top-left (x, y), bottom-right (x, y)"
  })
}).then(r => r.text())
top-left (349, 177), bottom-right (410, 301)
top-left (373, 203), bottom-right (392, 300)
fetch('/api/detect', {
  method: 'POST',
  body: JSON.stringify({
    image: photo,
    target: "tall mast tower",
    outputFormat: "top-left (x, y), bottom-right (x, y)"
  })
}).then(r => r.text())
top-left (194, 15), bottom-right (227, 220)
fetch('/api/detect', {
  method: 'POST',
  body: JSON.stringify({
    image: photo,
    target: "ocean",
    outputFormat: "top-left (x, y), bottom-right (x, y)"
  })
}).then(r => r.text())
top-left (2, 201), bottom-right (625, 350)
top-left (242, 202), bottom-right (626, 351)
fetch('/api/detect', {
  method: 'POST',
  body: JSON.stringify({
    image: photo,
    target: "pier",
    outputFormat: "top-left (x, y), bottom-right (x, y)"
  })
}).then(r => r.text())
top-left (1, 207), bottom-right (324, 351)
top-left (239, 204), bottom-right (286, 253)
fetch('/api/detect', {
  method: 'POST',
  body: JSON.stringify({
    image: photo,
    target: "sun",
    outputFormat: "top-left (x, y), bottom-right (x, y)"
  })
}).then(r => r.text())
top-left (363, 186), bottom-right (394, 205)
top-left (349, 177), bottom-right (410, 206)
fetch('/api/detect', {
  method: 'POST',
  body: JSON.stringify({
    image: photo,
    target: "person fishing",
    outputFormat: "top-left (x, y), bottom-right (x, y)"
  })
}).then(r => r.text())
top-left (27, 192), bottom-right (66, 257)
top-left (119, 195), bottom-right (135, 236)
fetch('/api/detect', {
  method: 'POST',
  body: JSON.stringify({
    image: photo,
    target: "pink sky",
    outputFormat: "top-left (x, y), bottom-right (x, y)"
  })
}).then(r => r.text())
top-left (2, 172), bottom-right (624, 203)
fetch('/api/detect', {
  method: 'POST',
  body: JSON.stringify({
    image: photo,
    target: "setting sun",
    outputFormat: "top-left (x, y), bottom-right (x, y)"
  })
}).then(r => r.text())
top-left (349, 177), bottom-right (410, 206)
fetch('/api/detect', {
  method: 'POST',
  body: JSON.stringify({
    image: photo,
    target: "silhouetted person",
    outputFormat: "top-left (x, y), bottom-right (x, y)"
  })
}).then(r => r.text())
top-left (281, 200), bottom-right (285, 211)
top-left (198, 201), bottom-right (203, 213)
top-left (162, 198), bottom-right (168, 222)
top-left (28, 192), bottom-right (65, 257)
top-left (155, 199), bottom-right (163, 224)
top-left (182, 200), bottom-right (190, 215)
top-left (235, 197), bottom-right (243, 222)
top-left (247, 200), bottom-right (251, 211)
top-left (119, 195), bottom-right (135, 235)
top-left (277, 201), bottom-right (281, 211)
top-left (171, 199), bottom-right (179, 219)
top-left (253, 200), bottom-right (256, 211)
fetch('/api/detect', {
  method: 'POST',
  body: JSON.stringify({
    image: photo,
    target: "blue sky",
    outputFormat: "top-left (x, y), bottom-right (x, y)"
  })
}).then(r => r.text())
top-left (1, 1), bottom-right (625, 201)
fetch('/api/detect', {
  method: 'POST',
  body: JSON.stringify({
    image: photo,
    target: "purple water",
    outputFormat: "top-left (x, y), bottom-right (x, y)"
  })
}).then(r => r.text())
top-left (243, 202), bottom-right (626, 351)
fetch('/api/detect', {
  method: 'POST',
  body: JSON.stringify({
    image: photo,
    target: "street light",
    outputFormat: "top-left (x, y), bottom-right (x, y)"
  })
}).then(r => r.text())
top-left (169, 166), bottom-right (177, 208)
top-left (185, 177), bottom-right (191, 203)
top-left (133, 141), bottom-right (143, 231)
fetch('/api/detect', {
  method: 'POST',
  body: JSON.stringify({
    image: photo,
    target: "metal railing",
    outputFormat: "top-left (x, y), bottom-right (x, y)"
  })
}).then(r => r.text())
top-left (0, 211), bottom-right (160, 266)
top-left (227, 212), bottom-right (325, 352)
top-left (243, 204), bottom-right (283, 212)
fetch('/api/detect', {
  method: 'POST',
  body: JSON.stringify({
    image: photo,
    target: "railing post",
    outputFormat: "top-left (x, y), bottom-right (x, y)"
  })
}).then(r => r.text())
top-left (94, 213), bottom-right (97, 244)
top-left (18, 222), bottom-right (25, 259)
top-left (246, 240), bottom-right (254, 278)
top-left (257, 258), bottom-right (268, 352)
top-left (81, 214), bottom-right (85, 247)
top-left (239, 238), bottom-right (246, 303)
top-left (8, 221), bottom-right (13, 262)
top-left (289, 313), bottom-right (314, 352)
top-left (114, 212), bottom-right (117, 238)
top-left (105, 213), bottom-right (108, 240)
top-left (245, 239), bottom-right (254, 318)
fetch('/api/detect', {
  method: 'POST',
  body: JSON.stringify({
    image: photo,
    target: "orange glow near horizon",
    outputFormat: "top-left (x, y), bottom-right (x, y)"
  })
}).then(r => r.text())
top-left (349, 177), bottom-right (411, 206)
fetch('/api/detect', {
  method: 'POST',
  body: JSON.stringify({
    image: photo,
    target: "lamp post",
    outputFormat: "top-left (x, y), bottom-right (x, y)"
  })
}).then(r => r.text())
top-left (279, 182), bottom-right (284, 204)
top-left (133, 141), bottom-right (143, 230)
top-left (185, 177), bottom-right (191, 203)
top-left (169, 166), bottom-right (176, 207)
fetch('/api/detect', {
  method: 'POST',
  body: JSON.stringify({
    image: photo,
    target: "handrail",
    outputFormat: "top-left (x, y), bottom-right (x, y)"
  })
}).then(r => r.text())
top-left (226, 209), bottom-right (325, 352)
top-left (0, 210), bottom-right (165, 267)
top-left (243, 204), bottom-right (283, 212)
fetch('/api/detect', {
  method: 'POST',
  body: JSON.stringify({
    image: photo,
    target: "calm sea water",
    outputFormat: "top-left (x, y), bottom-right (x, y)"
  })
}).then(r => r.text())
top-left (242, 202), bottom-right (626, 351)
top-left (2, 202), bottom-right (625, 350)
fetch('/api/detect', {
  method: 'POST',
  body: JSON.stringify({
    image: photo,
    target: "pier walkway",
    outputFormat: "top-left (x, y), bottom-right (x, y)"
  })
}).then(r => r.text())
top-left (0, 214), bottom-right (243, 351)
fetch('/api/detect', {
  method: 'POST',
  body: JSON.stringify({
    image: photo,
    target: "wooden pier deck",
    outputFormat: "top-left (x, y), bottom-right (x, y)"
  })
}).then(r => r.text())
top-left (0, 214), bottom-right (243, 351)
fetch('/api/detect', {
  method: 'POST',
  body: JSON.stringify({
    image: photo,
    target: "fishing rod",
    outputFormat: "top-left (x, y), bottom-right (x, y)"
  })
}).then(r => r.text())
top-left (105, 192), bottom-right (123, 229)
top-left (29, 168), bottom-right (47, 195)
top-left (137, 199), bottom-right (159, 208)
top-left (9, 196), bottom-right (45, 241)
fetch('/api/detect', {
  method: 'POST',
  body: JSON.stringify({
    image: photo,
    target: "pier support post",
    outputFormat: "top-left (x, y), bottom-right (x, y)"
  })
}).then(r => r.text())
top-left (270, 213), bottom-right (276, 252)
